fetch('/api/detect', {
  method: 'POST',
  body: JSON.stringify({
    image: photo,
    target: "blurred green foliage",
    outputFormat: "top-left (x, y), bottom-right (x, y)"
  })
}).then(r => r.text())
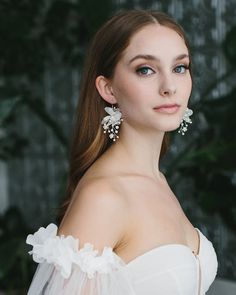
top-left (0, 0), bottom-right (113, 160)
top-left (0, 207), bottom-right (35, 294)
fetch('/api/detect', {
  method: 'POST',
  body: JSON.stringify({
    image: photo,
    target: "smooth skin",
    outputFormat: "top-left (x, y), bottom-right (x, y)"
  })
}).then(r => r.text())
top-left (59, 24), bottom-right (200, 263)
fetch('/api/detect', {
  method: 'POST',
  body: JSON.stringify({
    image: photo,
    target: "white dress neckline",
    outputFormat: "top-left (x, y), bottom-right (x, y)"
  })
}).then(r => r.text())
top-left (124, 227), bottom-right (201, 267)
top-left (26, 223), bottom-right (218, 295)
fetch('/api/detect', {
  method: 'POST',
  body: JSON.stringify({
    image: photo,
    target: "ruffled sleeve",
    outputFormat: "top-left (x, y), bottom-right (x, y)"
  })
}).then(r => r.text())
top-left (26, 223), bottom-right (136, 295)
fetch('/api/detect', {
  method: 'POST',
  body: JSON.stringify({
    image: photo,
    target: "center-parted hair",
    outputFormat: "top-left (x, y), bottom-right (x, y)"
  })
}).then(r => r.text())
top-left (58, 9), bottom-right (193, 220)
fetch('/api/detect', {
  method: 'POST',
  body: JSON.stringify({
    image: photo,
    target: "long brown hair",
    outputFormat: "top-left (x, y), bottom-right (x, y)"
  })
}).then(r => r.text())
top-left (58, 9), bottom-right (193, 221)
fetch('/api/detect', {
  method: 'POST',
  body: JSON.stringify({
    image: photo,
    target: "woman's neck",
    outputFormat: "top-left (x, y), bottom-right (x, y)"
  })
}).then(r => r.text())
top-left (105, 126), bottom-right (165, 181)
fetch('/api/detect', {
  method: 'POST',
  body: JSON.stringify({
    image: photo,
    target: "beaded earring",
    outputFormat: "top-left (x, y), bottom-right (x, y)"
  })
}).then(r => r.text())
top-left (178, 107), bottom-right (193, 135)
top-left (101, 104), bottom-right (123, 142)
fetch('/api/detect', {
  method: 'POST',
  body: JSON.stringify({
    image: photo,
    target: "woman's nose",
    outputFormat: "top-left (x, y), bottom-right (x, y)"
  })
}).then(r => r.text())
top-left (159, 78), bottom-right (176, 96)
top-left (159, 86), bottom-right (176, 96)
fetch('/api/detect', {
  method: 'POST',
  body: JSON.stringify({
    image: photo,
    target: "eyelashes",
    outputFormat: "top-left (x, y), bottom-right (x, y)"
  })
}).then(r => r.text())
top-left (174, 64), bottom-right (190, 74)
top-left (135, 64), bottom-right (190, 76)
top-left (136, 67), bottom-right (155, 76)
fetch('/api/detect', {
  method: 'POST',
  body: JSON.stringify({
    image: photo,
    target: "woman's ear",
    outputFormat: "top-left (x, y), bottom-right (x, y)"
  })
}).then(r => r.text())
top-left (95, 75), bottom-right (117, 104)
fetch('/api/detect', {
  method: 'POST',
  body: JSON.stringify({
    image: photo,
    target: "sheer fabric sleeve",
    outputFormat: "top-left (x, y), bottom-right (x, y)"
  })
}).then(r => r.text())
top-left (26, 223), bottom-right (136, 295)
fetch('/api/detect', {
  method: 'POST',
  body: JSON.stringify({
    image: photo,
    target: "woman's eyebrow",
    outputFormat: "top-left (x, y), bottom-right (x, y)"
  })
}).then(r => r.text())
top-left (128, 53), bottom-right (189, 64)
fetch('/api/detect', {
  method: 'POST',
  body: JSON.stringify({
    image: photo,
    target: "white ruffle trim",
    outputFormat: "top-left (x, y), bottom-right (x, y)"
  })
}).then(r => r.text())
top-left (26, 223), bottom-right (123, 279)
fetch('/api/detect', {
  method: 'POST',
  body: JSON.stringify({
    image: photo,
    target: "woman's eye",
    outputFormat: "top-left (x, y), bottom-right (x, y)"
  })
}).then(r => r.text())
top-left (136, 66), bottom-right (155, 76)
top-left (174, 64), bottom-right (189, 74)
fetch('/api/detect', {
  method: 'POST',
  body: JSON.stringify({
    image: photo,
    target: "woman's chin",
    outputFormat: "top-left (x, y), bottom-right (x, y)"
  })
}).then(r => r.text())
top-left (166, 125), bottom-right (180, 132)
top-left (155, 123), bottom-right (181, 133)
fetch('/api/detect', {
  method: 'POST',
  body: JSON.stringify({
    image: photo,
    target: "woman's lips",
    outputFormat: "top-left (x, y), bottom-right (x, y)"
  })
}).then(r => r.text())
top-left (153, 104), bottom-right (180, 114)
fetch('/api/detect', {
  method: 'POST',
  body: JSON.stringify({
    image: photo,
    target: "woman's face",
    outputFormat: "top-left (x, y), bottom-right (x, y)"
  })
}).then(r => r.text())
top-left (110, 24), bottom-right (192, 133)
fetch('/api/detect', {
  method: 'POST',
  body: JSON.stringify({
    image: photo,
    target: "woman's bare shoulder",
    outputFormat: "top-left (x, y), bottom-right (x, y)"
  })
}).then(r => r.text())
top-left (58, 175), bottom-right (130, 251)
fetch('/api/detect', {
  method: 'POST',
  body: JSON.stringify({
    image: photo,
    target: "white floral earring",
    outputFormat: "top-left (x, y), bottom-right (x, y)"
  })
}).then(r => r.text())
top-left (101, 104), bottom-right (123, 141)
top-left (178, 107), bottom-right (193, 135)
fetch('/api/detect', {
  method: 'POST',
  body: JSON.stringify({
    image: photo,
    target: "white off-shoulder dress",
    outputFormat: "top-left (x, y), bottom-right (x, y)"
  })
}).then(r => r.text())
top-left (26, 223), bottom-right (218, 295)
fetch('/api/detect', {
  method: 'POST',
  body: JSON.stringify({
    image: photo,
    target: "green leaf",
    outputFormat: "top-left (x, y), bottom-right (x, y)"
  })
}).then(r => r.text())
top-left (0, 239), bottom-right (21, 278)
top-left (0, 97), bottom-right (21, 125)
top-left (223, 25), bottom-right (236, 65)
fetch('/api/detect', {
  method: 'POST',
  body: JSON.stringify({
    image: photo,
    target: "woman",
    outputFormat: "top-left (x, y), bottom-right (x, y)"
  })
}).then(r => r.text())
top-left (26, 9), bottom-right (218, 295)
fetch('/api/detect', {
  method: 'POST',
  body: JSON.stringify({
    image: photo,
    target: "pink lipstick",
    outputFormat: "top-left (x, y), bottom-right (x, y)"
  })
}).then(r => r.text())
top-left (153, 104), bottom-right (180, 114)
